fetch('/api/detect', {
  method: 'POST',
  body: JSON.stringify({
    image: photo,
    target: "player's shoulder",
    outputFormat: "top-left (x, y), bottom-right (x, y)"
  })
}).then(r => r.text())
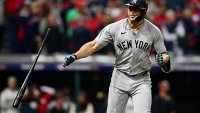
top-left (144, 19), bottom-right (161, 32)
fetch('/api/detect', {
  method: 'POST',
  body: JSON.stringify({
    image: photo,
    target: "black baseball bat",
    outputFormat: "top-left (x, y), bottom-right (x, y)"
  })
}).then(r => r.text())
top-left (13, 28), bottom-right (51, 108)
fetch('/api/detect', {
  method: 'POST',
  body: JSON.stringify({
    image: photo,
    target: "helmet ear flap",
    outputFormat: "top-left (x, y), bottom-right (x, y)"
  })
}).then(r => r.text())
top-left (140, 9), bottom-right (147, 19)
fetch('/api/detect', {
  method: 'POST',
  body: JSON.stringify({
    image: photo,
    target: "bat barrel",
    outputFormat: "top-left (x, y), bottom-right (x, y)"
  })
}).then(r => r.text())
top-left (13, 28), bottom-right (51, 108)
top-left (13, 68), bottom-right (34, 108)
top-left (13, 86), bottom-right (26, 108)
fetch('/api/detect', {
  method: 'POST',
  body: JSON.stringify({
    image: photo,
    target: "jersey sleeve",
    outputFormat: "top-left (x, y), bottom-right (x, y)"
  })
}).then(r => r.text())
top-left (153, 28), bottom-right (167, 53)
top-left (95, 25), bottom-right (113, 46)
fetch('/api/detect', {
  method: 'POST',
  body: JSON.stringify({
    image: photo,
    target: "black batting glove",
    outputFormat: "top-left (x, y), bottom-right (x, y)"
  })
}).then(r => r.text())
top-left (63, 53), bottom-right (77, 67)
top-left (155, 53), bottom-right (163, 65)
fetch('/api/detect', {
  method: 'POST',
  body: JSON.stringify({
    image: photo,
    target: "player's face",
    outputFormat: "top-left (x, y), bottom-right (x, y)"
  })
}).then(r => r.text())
top-left (127, 6), bottom-right (141, 21)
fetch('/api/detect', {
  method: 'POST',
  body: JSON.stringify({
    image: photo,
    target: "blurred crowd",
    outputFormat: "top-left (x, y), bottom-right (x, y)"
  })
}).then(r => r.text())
top-left (0, 0), bottom-right (200, 57)
top-left (0, 76), bottom-right (108, 113)
top-left (0, 76), bottom-right (176, 113)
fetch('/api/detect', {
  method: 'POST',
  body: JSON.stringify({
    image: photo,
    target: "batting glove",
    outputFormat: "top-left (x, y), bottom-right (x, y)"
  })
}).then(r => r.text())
top-left (155, 53), bottom-right (163, 65)
top-left (63, 53), bottom-right (77, 67)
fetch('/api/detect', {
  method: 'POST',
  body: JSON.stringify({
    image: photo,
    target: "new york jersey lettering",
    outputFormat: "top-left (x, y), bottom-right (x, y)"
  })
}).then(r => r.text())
top-left (117, 40), bottom-right (132, 51)
top-left (135, 40), bottom-right (150, 51)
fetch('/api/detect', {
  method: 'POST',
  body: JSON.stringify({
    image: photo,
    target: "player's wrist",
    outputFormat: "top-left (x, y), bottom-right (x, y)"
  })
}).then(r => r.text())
top-left (63, 53), bottom-right (77, 67)
top-left (155, 53), bottom-right (163, 65)
top-left (156, 52), bottom-right (170, 66)
top-left (72, 53), bottom-right (77, 60)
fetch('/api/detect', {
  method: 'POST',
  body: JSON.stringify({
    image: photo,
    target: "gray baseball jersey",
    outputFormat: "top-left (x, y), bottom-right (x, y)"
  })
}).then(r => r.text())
top-left (95, 18), bottom-right (166, 75)
top-left (95, 18), bottom-right (167, 113)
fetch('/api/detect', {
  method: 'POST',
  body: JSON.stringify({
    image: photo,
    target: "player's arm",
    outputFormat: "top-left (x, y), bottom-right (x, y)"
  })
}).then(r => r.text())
top-left (75, 40), bottom-right (104, 59)
top-left (153, 28), bottom-right (171, 73)
top-left (63, 40), bottom-right (104, 67)
top-left (63, 24), bottom-right (113, 67)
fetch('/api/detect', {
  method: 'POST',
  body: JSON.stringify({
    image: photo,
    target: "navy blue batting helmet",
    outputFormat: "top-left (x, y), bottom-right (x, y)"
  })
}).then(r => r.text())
top-left (125, 0), bottom-right (148, 20)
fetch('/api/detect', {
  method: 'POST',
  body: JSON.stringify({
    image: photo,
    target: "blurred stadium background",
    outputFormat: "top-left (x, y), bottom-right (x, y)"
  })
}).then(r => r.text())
top-left (0, 0), bottom-right (200, 113)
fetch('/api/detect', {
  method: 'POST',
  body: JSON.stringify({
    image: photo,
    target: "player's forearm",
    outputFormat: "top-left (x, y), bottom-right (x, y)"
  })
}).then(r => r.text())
top-left (63, 40), bottom-right (103, 67)
top-left (75, 41), bottom-right (99, 59)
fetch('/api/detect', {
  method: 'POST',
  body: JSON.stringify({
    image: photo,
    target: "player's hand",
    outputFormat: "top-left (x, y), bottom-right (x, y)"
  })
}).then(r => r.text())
top-left (63, 54), bottom-right (77, 67)
top-left (155, 53), bottom-right (170, 66)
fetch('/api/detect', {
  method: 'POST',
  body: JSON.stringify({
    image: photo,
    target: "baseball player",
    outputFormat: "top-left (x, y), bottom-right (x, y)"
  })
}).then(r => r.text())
top-left (63, 0), bottom-right (171, 113)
